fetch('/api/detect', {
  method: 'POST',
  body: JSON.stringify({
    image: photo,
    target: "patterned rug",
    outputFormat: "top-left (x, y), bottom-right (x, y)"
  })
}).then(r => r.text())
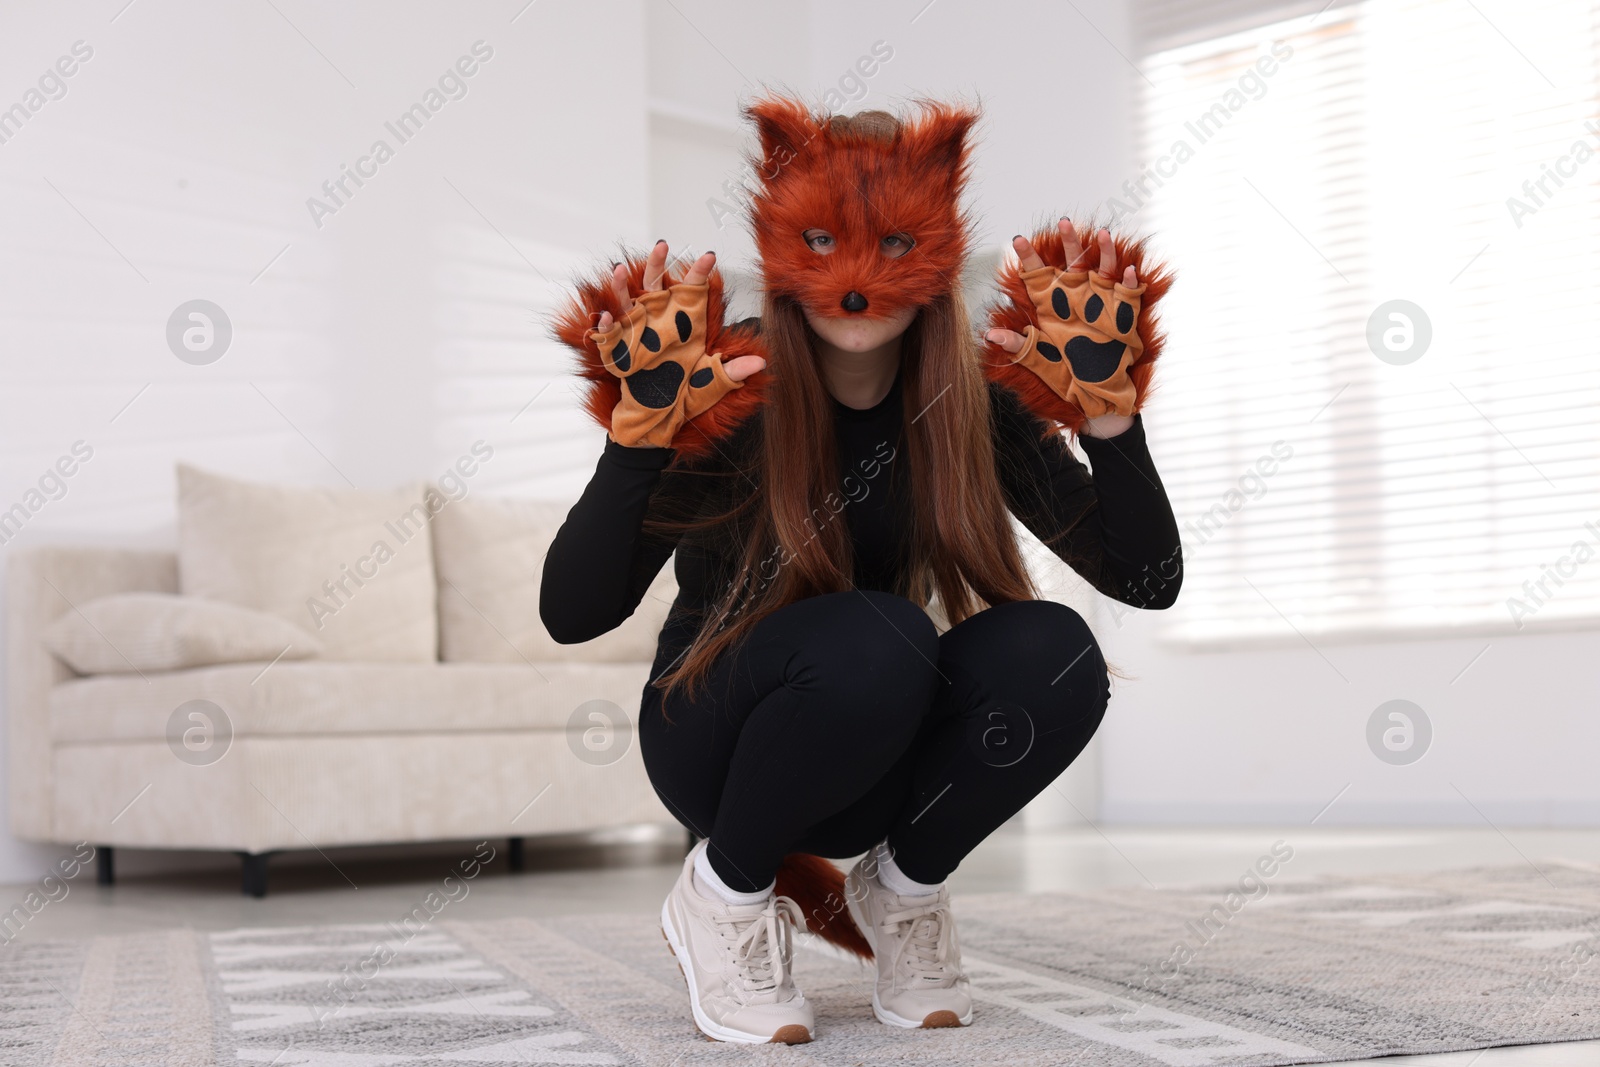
top-left (2, 863), bottom-right (1598, 1065)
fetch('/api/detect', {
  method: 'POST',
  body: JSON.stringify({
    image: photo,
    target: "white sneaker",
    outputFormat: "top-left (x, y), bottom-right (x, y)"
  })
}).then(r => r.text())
top-left (660, 840), bottom-right (814, 1044)
top-left (846, 854), bottom-right (973, 1028)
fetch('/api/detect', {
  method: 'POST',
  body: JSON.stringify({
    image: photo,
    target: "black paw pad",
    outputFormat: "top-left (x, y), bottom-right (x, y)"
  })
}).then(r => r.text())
top-left (610, 339), bottom-right (630, 372)
top-left (1035, 340), bottom-right (1063, 363)
top-left (626, 362), bottom-right (684, 408)
top-left (675, 310), bottom-right (693, 343)
top-left (1116, 300), bottom-right (1134, 333)
top-left (1064, 336), bottom-right (1127, 383)
top-left (689, 367), bottom-right (714, 388)
top-left (640, 326), bottom-right (661, 353)
top-left (1051, 288), bottom-right (1071, 320)
top-left (1084, 294), bottom-right (1104, 323)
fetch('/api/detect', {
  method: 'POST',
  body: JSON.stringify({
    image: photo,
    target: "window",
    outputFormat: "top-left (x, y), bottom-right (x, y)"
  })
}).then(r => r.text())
top-left (1128, 0), bottom-right (1600, 643)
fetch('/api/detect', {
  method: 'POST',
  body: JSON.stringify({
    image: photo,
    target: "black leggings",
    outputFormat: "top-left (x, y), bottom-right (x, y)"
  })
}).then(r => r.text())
top-left (638, 590), bottom-right (1109, 894)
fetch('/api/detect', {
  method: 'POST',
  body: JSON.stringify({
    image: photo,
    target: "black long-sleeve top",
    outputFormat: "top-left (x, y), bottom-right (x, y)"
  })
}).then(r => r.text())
top-left (540, 360), bottom-right (1183, 657)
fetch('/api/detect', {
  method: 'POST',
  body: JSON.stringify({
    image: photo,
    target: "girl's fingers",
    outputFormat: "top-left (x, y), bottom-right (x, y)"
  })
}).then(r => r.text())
top-left (722, 354), bottom-right (766, 382)
top-left (1124, 264), bottom-right (1137, 286)
top-left (609, 264), bottom-right (632, 316)
top-left (1012, 234), bottom-right (1046, 273)
top-left (681, 250), bottom-right (717, 287)
top-left (1019, 221), bottom-right (1124, 281)
top-left (596, 310), bottom-right (613, 331)
top-left (1058, 217), bottom-right (1081, 254)
top-left (642, 239), bottom-right (669, 291)
top-left (985, 327), bottom-right (1026, 355)
top-left (1063, 228), bottom-right (1120, 279)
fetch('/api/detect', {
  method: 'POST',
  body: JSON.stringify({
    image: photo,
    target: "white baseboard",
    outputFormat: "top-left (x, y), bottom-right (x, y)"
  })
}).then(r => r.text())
top-left (1100, 800), bottom-right (1600, 826)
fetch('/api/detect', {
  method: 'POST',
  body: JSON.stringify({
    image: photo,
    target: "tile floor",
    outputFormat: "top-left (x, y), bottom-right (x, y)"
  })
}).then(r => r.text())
top-left (8, 824), bottom-right (1599, 1065)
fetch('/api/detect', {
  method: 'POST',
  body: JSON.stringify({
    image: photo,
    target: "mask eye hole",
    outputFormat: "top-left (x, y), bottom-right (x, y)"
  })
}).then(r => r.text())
top-left (880, 232), bottom-right (915, 259)
top-left (802, 229), bottom-right (836, 254)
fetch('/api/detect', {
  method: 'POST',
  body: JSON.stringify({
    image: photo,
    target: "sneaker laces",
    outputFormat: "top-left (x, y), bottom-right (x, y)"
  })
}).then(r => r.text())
top-left (712, 895), bottom-right (804, 1004)
top-left (882, 896), bottom-right (963, 987)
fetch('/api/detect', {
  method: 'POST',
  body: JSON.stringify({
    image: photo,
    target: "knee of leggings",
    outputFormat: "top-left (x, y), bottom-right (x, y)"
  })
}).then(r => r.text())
top-left (1009, 599), bottom-right (1110, 714)
top-left (963, 602), bottom-right (1108, 771)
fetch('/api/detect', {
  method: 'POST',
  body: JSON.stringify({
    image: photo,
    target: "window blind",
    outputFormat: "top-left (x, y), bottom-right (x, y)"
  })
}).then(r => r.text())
top-left (1125, 0), bottom-right (1600, 644)
top-left (1132, 0), bottom-right (1361, 53)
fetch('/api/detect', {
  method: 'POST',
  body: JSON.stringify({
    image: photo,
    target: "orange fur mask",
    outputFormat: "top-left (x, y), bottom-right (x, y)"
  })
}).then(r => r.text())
top-left (744, 96), bottom-right (977, 320)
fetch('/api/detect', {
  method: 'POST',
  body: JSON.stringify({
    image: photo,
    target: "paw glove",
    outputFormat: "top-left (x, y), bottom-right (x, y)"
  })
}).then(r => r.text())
top-left (1011, 265), bottom-right (1147, 419)
top-left (589, 282), bottom-right (745, 450)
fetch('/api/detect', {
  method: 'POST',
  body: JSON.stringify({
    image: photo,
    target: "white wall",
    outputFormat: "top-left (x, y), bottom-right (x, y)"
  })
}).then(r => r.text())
top-left (0, 0), bottom-right (1590, 883)
top-left (1099, 538), bottom-right (1600, 826)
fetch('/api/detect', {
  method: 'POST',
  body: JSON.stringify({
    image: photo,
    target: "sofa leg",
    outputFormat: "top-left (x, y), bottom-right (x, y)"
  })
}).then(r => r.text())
top-left (507, 837), bottom-right (525, 874)
top-left (239, 852), bottom-right (269, 898)
top-left (96, 846), bottom-right (114, 886)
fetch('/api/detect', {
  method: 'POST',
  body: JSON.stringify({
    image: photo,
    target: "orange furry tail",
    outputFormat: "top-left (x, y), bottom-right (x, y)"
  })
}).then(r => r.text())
top-left (984, 219), bottom-right (1176, 438)
top-left (548, 252), bottom-right (769, 462)
top-left (775, 853), bottom-right (873, 960)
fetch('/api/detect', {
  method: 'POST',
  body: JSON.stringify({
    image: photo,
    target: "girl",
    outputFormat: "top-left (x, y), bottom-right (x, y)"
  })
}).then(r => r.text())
top-left (541, 97), bottom-right (1181, 1045)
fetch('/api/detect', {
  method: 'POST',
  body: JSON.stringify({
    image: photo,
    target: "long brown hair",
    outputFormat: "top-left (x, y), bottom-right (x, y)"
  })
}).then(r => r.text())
top-left (650, 286), bottom-right (1038, 703)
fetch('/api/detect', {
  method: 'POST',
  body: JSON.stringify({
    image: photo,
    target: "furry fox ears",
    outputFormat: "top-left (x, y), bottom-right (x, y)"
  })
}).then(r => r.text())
top-left (743, 95), bottom-right (978, 195)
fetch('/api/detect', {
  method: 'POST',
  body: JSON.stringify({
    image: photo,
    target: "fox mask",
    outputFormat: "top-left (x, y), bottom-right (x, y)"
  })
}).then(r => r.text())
top-left (744, 96), bottom-right (977, 320)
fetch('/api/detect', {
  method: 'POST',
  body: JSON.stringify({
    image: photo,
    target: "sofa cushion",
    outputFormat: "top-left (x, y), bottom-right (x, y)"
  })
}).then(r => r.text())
top-left (49, 660), bottom-right (652, 743)
top-left (48, 731), bottom-right (670, 852)
top-left (177, 464), bottom-right (438, 662)
top-left (432, 496), bottom-right (677, 663)
top-left (41, 592), bottom-right (323, 675)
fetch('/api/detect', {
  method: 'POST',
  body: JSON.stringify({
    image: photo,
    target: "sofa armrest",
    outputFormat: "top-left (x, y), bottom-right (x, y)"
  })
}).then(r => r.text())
top-left (5, 544), bottom-right (177, 841)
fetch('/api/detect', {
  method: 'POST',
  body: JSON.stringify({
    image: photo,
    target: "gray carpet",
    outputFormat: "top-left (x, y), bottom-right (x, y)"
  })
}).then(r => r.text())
top-left (3, 863), bottom-right (1598, 1065)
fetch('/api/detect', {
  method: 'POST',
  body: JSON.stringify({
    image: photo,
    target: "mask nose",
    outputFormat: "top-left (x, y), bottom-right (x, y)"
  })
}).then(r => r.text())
top-left (841, 291), bottom-right (869, 313)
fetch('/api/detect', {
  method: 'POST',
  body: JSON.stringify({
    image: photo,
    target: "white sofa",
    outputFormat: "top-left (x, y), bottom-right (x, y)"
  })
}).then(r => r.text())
top-left (5, 468), bottom-right (679, 896)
